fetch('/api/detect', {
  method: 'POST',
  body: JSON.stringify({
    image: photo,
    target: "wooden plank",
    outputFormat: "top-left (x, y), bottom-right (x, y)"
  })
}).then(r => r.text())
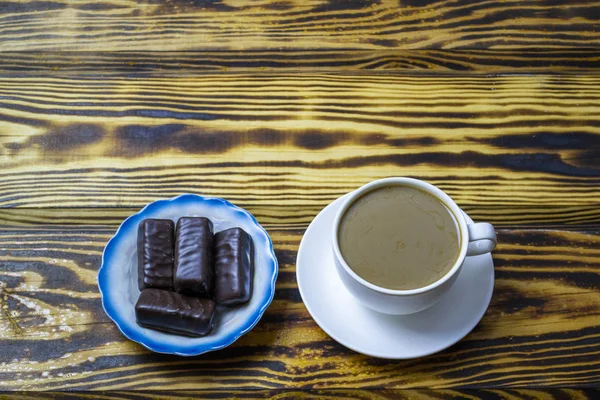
top-left (2, 207), bottom-right (600, 229)
top-left (1, 51), bottom-right (600, 73)
top-left (1, 389), bottom-right (599, 399)
top-left (0, 226), bottom-right (598, 390)
top-left (0, 72), bottom-right (599, 227)
top-left (1, 0), bottom-right (599, 51)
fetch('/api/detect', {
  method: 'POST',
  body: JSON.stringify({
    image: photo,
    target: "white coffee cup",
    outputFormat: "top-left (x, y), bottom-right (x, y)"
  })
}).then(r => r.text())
top-left (332, 177), bottom-right (497, 315)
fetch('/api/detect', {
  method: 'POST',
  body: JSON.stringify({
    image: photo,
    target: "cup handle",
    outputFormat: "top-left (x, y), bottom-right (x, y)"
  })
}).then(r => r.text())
top-left (466, 223), bottom-right (497, 256)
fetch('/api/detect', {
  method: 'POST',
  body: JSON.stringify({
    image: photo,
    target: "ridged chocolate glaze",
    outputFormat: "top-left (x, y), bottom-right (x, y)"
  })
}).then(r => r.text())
top-left (135, 288), bottom-right (215, 337)
top-left (137, 219), bottom-right (174, 290)
top-left (214, 227), bottom-right (253, 306)
top-left (174, 217), bottom-right (214, 296)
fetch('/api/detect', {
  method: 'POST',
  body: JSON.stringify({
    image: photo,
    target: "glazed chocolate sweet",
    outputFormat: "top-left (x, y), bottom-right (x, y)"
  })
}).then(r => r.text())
top-left (135, 289), bottom-right (216, 337)
top-left (214, 227), bottom-right (253, 306)
top-left (174, 217), bottom-right (214, 296)
top-left (138, 219), bottom-right (175, 290)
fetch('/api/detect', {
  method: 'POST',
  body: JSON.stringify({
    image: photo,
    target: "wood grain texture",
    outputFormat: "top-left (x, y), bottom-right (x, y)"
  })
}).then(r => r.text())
top-left (2, 51), bottom-right (600, 73)
top-left (1, 72), bottom-right (599, 227)
top-left (1, 389), bottom-right (599, 399)
top-left (1, 0), bottom-right (599, 396)
top-left (1, 0), bottom-right (600, 51)
top-left (0, 227), bottom-right (598, 391)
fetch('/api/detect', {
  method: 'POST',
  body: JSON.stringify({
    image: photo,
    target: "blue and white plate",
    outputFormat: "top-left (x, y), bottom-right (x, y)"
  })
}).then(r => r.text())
top-left (98, 194), bottom-right (278, 356)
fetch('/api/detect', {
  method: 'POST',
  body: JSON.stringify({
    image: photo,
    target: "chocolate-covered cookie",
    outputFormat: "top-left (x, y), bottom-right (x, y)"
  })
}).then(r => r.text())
top-left (135, 288), bottom-right (216, 337)
top-left (174, 217), bottom-right (214, 296)
top-left (137, 219), bottom-right (174, 290)
top-left (214, 227), bottom-right (253, 306)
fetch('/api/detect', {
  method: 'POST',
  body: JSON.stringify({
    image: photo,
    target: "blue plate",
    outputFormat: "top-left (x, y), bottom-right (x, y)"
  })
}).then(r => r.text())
top-left (98, 194), bottom-right (278, 356)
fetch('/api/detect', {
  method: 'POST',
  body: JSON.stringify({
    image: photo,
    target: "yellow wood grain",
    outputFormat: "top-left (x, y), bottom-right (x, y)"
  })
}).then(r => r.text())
top-left (1, 0), bottom-right (599, 51)
top-left (0, 0), bottom-right (598, 395)
top-left (0, 227), bottom-right (598, 390)
top-left (1, 389), bottom-right (599, 399)
top-left (0, 72), bottom-right (598, 227)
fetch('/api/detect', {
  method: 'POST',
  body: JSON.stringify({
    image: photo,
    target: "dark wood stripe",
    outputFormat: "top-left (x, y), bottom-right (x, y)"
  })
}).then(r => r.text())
top-left (1, 51), bottom-right (600, 73)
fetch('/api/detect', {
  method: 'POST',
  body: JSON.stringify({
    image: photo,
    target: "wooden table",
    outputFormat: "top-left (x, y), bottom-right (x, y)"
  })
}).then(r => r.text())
top-left (1, 0), bottom-right (599, 398)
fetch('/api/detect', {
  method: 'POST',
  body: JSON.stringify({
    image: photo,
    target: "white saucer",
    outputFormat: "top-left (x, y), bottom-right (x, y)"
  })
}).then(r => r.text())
top-left (296, 195), bottom-right (494, 359)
